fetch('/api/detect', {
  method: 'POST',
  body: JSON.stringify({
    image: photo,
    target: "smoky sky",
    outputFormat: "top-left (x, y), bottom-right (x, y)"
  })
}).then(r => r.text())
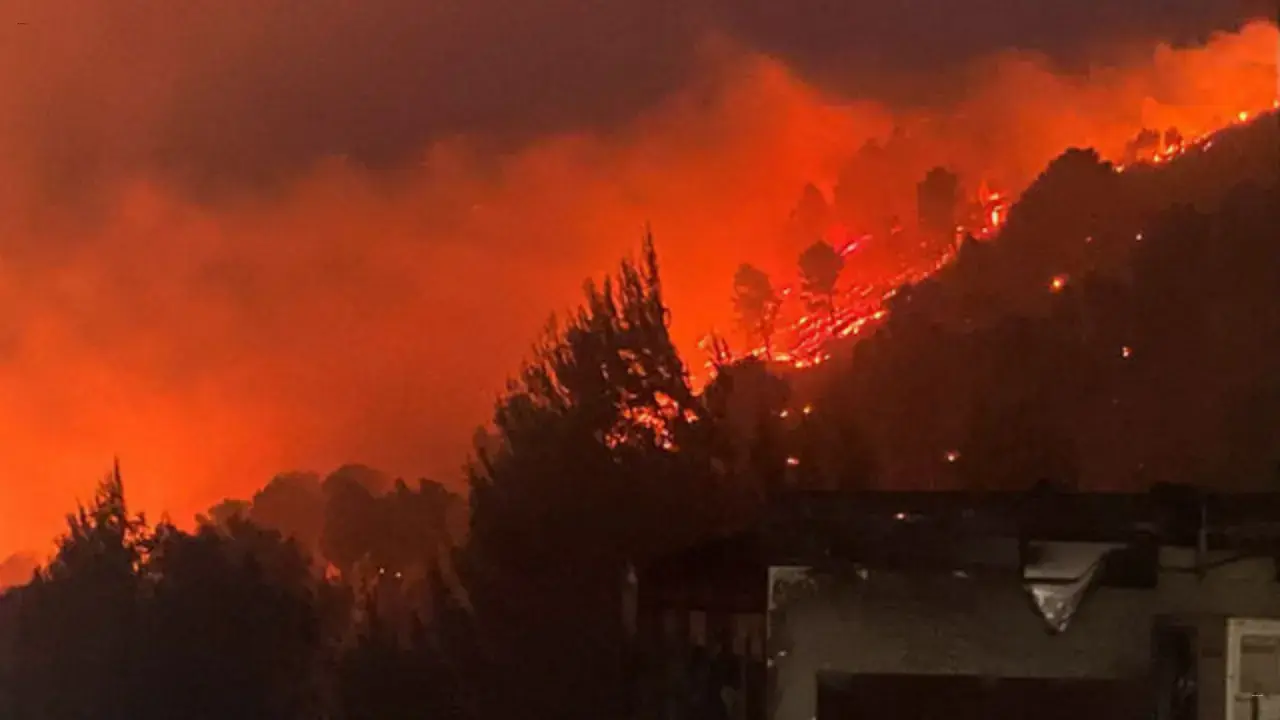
top-left (1, 0), bottom-right (1267, 196)
top-left (0, 0), bottom-right (1273, 556)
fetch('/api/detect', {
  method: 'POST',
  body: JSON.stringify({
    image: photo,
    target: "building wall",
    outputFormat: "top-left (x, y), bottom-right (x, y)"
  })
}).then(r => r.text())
top-left (767, 550), bottom-right (1280, 720)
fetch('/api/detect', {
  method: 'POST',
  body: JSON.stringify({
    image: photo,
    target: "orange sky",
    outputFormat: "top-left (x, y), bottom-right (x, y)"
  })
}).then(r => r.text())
top-left (0, 18), bottom-right (1274, 557)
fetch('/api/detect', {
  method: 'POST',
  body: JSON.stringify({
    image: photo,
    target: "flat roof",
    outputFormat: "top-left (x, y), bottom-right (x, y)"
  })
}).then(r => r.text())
top-left (640, 487), bottom-right (1280, 602)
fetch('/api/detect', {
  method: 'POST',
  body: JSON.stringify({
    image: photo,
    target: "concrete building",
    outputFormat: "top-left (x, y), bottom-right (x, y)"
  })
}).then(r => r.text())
top-left (635, 489), bottom-right (1280, 720)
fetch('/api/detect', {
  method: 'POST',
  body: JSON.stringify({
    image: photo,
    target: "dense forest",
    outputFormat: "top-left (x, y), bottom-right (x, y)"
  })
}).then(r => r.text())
top-left (0, 111), bottom-right (1277, 719)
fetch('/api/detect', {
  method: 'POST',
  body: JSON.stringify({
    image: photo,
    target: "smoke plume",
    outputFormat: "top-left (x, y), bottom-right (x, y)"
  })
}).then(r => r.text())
top-left (0, 0), bottom-right (1274, 554)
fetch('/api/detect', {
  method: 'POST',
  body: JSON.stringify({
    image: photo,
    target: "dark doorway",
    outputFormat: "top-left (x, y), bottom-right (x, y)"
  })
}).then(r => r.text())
top-left (1153, 617), bottom-right (1198, 720)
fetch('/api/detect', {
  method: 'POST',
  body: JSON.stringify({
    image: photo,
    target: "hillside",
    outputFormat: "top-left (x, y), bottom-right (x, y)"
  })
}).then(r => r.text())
top-left (762, 109), bottom-right (1280, 493)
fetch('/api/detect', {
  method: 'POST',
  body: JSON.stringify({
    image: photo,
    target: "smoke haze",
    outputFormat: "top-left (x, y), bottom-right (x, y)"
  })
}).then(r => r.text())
top-left (0, 0), bottom-right (1275, 554)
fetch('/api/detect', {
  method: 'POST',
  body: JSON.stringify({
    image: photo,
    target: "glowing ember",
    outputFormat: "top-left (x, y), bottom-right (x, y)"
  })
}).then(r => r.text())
top-left (604, 391), bottom-right (689, 452)
top-left (1049, 274), bottom-right (1069, 293)
top-left (1121, 346), bottom-right (1133, 359)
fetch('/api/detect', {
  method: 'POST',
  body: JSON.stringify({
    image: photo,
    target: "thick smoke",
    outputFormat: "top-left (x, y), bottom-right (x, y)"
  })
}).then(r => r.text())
top-left (0, 0), bottom-right (1262, 192)
top-left (0, 0), bottom-right (1274, 554)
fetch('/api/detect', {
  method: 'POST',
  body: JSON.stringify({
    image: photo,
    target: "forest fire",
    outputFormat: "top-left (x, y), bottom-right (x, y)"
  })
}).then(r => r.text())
top-left (706, 99), bottom-right (1279, 379)
top-left (4, 8), bottom-right (1280, 716)
top-left (0, 14), bottom-right (1271, 557)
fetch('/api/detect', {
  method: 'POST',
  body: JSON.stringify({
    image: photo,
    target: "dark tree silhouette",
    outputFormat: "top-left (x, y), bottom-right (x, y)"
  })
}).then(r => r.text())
top-left (139, 518), bottom-right (330, 720)
top-left (0, 466), bottom-right (344, 720)
top-left (200, 497), bottom-right (250, 529)
top-left (249, 471), bottom-right (326, 556)
top-left (798, 240), bottom-right (844, 322)
top-left (460, 231), bottom-right (729, 720)
top-left (732, 263), bottom-right (781, 356)
top-left (320, 467), bottom-right (384, 578)
top-left (704, 357), bottom-right (792, 509)
top-left (4, 463), bottom-right (147, 720)
top-left (337, 567), bottom-right (476, 720)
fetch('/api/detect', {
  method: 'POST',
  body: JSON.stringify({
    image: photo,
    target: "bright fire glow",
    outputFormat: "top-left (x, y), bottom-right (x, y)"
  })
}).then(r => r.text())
top-left (701, 99), bottom-right (1275, 383)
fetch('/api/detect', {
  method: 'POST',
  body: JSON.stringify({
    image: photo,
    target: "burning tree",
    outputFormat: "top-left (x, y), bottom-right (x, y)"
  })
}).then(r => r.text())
top-left (798, 240), bottom-right (845, 323)
top-left (731, 263), bottom-right (780, 357)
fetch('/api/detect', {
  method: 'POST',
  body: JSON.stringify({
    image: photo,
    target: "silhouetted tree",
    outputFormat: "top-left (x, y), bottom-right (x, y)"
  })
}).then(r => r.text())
top-left (250, 471), bottom-right (326, 556)
top-left (731, 263), bottom-right (780, 356)
top-left (704, 358), bottom-right (791, 511)
top-left (139, 518), bottom-right (330, 719)
top-left (337, 567), bottom-right (475, 720)
top-left (321, 468), bottom-right (383, 578)
top-left (798, 240), bottom-right (844, 323)
top-left (201, 497), bottom-right (250, 529)
top-left (461, 232), bottom-right (728, 720)
top-left (4, 463), bottom-right (147, 720)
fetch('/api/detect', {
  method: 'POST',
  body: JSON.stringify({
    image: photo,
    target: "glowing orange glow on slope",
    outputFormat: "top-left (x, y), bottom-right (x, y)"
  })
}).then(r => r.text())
top-left (704, 99), bottom-right (1277, 378)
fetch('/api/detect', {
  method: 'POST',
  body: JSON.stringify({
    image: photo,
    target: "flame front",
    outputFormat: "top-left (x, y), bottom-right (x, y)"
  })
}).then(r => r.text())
top-left (708, 100), bottom-right (1276, 377)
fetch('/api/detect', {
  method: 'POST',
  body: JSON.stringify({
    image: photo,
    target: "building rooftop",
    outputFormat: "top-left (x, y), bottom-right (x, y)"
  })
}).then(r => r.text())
top-left (638, 487), bottom-right (1280, 613)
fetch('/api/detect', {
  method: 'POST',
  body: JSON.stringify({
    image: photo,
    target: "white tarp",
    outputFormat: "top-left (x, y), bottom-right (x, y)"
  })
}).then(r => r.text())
top-left (1022, 541), bottom-right (1121, 633)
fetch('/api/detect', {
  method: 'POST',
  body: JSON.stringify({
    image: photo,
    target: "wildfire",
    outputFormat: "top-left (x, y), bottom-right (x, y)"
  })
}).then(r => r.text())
top-left (706, 100), bottom-right (1276, 376)
top-left (628, 101), bottom-right (1274, 456)
top-left (604, 391), bottom-right (692, 451)
top-left (714, 188), bottom-right (1006, 373)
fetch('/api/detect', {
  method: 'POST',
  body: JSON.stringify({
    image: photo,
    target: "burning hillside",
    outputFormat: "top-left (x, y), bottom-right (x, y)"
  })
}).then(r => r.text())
top-left (710, 99), bottom-right (1280, 377)
top-left (0, 15), bottom-right (1274, 556)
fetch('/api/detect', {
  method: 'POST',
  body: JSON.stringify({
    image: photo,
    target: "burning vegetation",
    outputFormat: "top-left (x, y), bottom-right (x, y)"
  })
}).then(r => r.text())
top-left (0, 11), bottom-right (1277, 720)
top-left (711, 98), bottom-right (1280, 375)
